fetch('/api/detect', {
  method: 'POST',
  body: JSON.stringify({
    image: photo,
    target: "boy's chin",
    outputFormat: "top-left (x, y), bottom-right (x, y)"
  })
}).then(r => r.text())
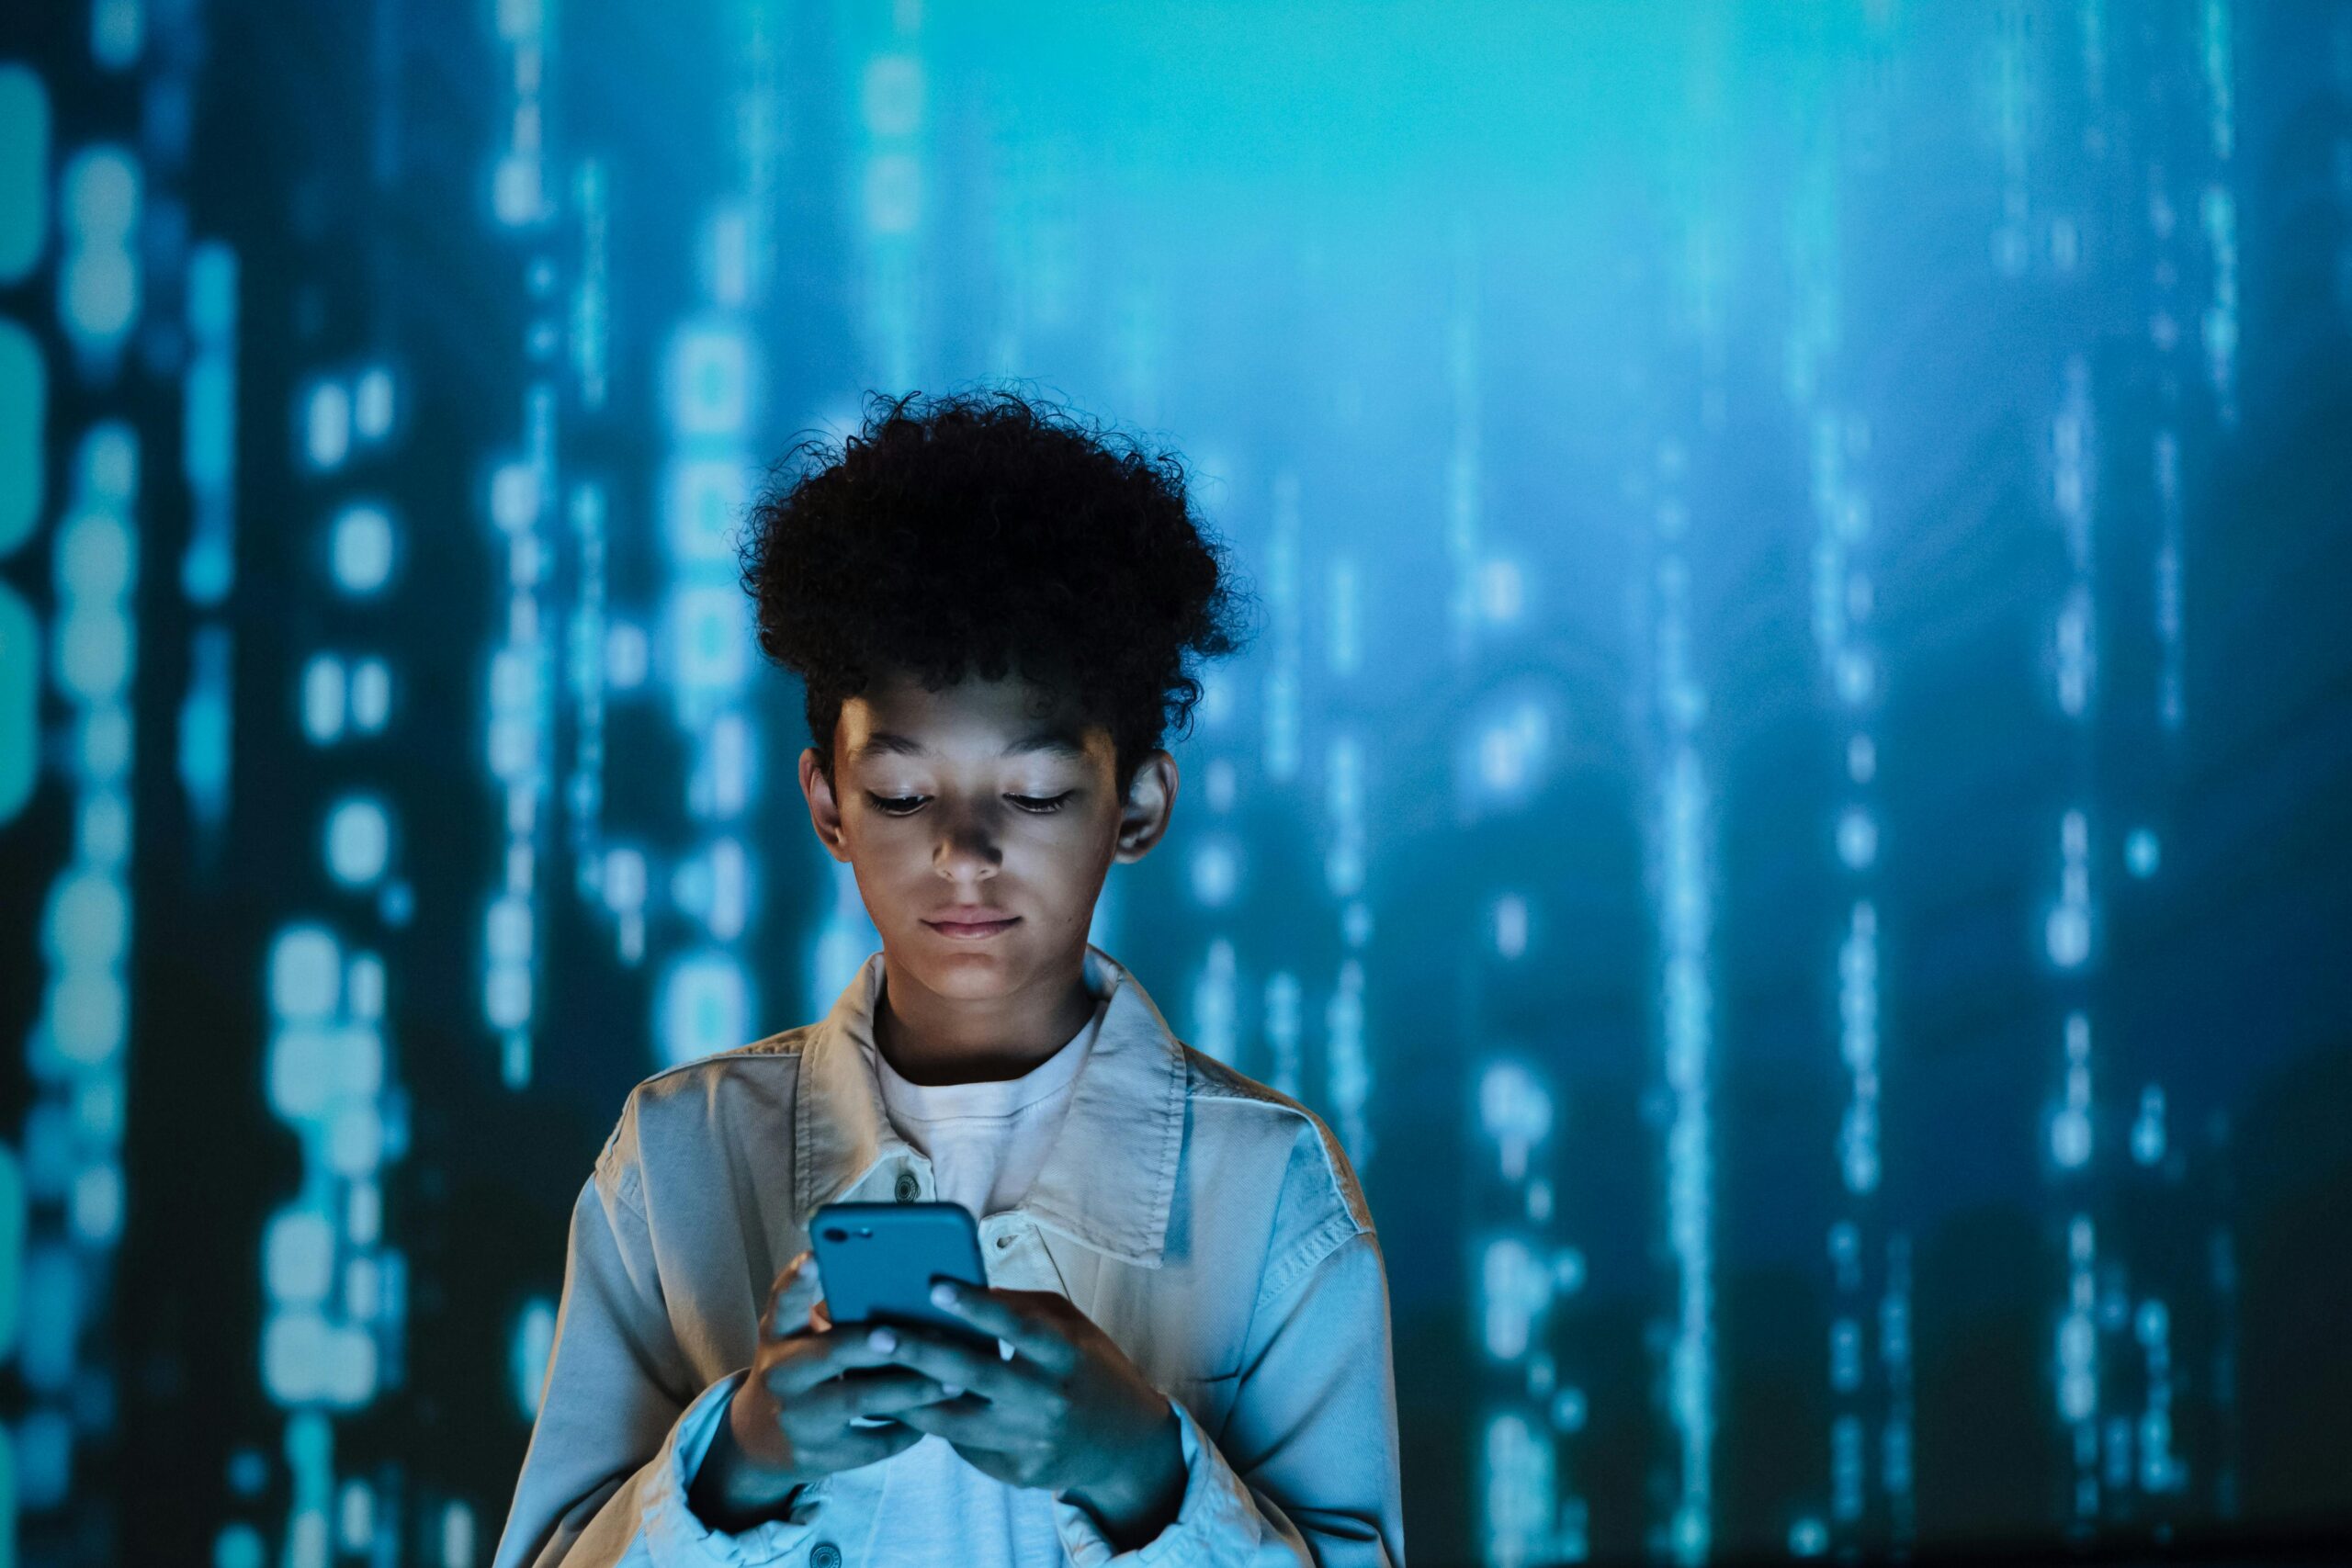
top-left (893, 935), bottom-right (1028, 993)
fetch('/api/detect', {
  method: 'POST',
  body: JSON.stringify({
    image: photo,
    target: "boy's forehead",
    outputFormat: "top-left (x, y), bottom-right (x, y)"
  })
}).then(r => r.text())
top-left (841, 668), bottom-right (1106, 761)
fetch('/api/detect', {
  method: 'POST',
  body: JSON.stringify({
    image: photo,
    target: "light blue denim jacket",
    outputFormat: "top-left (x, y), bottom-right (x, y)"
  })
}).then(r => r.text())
top-left (492, 944), bottom-right (1405, 1568)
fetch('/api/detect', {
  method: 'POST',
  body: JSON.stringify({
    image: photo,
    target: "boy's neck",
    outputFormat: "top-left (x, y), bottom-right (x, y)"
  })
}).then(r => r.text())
top-left (873, 947), bottom-right (1101, 1087)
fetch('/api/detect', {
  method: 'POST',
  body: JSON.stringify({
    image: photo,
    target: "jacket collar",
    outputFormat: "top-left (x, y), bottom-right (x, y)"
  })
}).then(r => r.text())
top-left (791, 942), bottom-right (1188, 1269)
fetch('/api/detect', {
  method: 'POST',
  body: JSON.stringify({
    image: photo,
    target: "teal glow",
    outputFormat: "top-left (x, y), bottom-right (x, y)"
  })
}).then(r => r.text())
top-left (0, 321), bottom-right (41, 556)
top-left (0, 65), bottom-right (47, 284)
top-left (0, 584), bottom-right (34, 822)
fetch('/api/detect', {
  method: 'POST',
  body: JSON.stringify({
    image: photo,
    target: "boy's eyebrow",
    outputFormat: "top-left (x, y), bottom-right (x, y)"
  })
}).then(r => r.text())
top-left (853, 727), bottom-right (1091, 761)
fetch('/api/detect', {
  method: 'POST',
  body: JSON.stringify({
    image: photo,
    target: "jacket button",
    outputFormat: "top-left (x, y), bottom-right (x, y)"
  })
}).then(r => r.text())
top-left (892, 1171), bottom-right (920, 1202)
top-left (811, 1543), bottom-right (842, 1568)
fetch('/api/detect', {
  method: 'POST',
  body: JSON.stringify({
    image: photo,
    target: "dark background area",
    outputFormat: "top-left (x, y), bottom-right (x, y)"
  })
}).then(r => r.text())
top-left (0, 1), bottom-right (2347, 1564)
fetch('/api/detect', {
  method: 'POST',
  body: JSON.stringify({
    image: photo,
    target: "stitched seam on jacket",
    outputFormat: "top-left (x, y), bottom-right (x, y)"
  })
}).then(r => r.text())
top-left (594, 1101), bottom-right (650, 1223)
top-left (1182, 1050), bottom-right (1375, 1235)
top-left (1231, 1226), bottom-right (1381, 1417)
top-left (1253, 1205), bottom-right (1366, 1315)
top-left (609, 1155), bottom-right (647, 1222)
top-left (598, 1036), bottom-right (811, 1224)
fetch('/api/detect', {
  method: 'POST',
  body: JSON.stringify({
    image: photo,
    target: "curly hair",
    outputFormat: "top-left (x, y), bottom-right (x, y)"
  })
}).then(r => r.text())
top-left (738, 388), bottom-right (1250, 799)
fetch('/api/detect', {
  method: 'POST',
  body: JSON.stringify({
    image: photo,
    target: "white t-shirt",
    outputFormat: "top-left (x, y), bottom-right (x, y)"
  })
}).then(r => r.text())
top-left (847, 986), bottom-right (1111, 1567)
top-left (865, 988), bottom-right (1108, 1223)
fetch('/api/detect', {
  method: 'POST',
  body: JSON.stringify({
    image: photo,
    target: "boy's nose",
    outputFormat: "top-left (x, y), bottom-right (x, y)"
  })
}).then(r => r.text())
top-left (932, 821), bottom-right (1002, 876)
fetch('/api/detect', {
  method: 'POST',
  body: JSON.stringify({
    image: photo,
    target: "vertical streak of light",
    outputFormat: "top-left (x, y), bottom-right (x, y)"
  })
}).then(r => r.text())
top-left (260, 920), bottom-right (411, 1566)
top-left (1264, 971), bottom-right (1301, 1098)
top-left (1657, 748), bottom-right (1713, 1568)
top-left (1883, 1233), bottom-right (1916, 1543)
top-left (2145, 17), bottom-right (2191, 743)
top-left (180, 243), bottom-right (237, 605)
top-left (738, 0), bottom-right (783, 312)
top-left (571, 160), bottom-right (609, 412)
top-left (1325, 734), bottom-right (1372, 1166)
top-left (2199, 0), bottom-right (2239, 428)
top-left (256, 0), bottom-right (425, 1543)
top-left (2061, 1212), bottom-right (2101, 1524)
top-left (564, 482), bottom-right (612, 936)
top-left (2137, 1296), bottom-right (2179, 1493)
top-left (1647, 36), bottom-right (1734, 1535)
top-left (178, 242), bottom-right (237, 847)
top-left (1789, 104), bottom-right (1903, 1541)
top-left (1993, 5), bottom-right (2032, 278)
top-left (2045, 344), bottom-right (2109, 1529)
top-left (1452, 232), bottom-right (1571, 1555)
top-left (1647, 434), bottom-right (1714, 1567)
top-left (2153, 429), bottom-right (2184, 735)
top-left (482, 391), bottom-right (556, 1089)
top-left (478, 0), bottom-right (559, 1090)
top-left (1655, 36), bottom-right (1736, 1525)
top-left (860, 1), bottom-right (926, 393)
top-left (1193, 467), bottom-right (1256, 1050)
top-left (1089, 262), bottom-right (1166, 964)
top-left (1193, 464), bottom-right (1295, 1081)
top-left (1326, 957), bottom-right (1370, 1167)
top-left (1264, 470), bottom-right (1302, 784)
top-left (1190, 937), bottom-right (1238, 1065)
top-left (2035, 28), bottom-right (2127, 1520)
top-left (656, 0), bottom-right (783, 1068)
top-left (17, 9), bottom-right (180, 1530)
top-left (490, 0), bottom-right (551, 229)
top-left (1474, 1054), bottom-right (1584, 1568)
top-left (26, 423), bottom-right (141, 1517)
top-left (2182, 60), bottom-right (2263, 1533)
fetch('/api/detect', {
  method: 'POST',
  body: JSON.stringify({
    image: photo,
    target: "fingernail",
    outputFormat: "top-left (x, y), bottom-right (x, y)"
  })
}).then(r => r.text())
top-left (867, 1325), bottom-right (897, 1352)
top-left (940, 1382), bottom-right (963, 1397)
top-left (930, 1281), bottom-right (956, 1307)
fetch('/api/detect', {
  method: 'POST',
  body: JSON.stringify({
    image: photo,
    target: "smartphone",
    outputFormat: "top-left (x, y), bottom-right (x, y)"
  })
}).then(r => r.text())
top-left (810, 1201), bottom-right (990, 1339)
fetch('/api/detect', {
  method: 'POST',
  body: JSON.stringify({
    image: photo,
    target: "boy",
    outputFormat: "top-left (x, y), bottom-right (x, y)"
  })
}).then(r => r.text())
top-left (493, 390), bottom-right (1405, 1567)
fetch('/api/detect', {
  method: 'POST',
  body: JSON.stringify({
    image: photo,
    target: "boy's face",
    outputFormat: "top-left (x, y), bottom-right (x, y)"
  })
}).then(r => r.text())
top-left (797, 666), bottom-right (1178, 1004)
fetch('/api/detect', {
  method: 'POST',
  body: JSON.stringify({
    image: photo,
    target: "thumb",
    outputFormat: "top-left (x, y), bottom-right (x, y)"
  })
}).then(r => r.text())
top-left (763, 1248), bottom-right (817, 1337)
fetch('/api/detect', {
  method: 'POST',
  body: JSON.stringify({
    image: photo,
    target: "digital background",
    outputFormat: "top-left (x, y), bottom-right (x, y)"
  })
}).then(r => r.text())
top-left (0, 1), bottom-right (2349, 1563)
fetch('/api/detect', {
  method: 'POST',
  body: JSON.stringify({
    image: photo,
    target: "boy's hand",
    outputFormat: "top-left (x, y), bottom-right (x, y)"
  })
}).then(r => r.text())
top-left (687, 1250), bottom-right (956, 1529)
top-left (868, 1280), bottom-right (1188, 1552)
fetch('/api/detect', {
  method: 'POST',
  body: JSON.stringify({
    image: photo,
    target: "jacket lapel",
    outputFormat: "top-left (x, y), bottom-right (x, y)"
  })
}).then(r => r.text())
top-left (791, 943), bottom-right (1187, 1270)
top-left (1019, 946), bottom-right (1187, 1269)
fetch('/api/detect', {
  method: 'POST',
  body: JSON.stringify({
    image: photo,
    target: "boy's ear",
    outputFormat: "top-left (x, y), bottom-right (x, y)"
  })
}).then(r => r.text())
top-left (799, 746), bottom-right (852, 863)
top-left (1114, 750), bottom-right (1179, 863)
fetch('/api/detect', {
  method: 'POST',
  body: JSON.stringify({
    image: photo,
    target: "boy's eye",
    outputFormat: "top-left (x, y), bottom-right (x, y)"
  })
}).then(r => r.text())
top-left (862, 792), bottom-right (1073, 816)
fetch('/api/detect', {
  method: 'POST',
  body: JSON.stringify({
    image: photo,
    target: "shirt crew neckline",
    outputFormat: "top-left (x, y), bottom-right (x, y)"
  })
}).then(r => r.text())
top-left (866, 984), bottom-right (1110, 1123)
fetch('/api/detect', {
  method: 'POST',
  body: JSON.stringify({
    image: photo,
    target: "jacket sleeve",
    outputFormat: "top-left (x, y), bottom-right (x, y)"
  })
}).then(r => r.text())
top-left (1052, 1224), bottom-right (1407, 1568)
top-left (491, 1120), bottom-right (842, 1568)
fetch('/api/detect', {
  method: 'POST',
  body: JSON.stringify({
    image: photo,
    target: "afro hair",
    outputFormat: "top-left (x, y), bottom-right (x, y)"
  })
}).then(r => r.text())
top-left (738, 388), bottom-right (1251, 799)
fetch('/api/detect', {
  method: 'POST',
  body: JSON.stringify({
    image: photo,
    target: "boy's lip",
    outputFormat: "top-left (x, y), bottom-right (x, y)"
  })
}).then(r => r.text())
top-left (923, 909), bottom-right (1020, 938)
